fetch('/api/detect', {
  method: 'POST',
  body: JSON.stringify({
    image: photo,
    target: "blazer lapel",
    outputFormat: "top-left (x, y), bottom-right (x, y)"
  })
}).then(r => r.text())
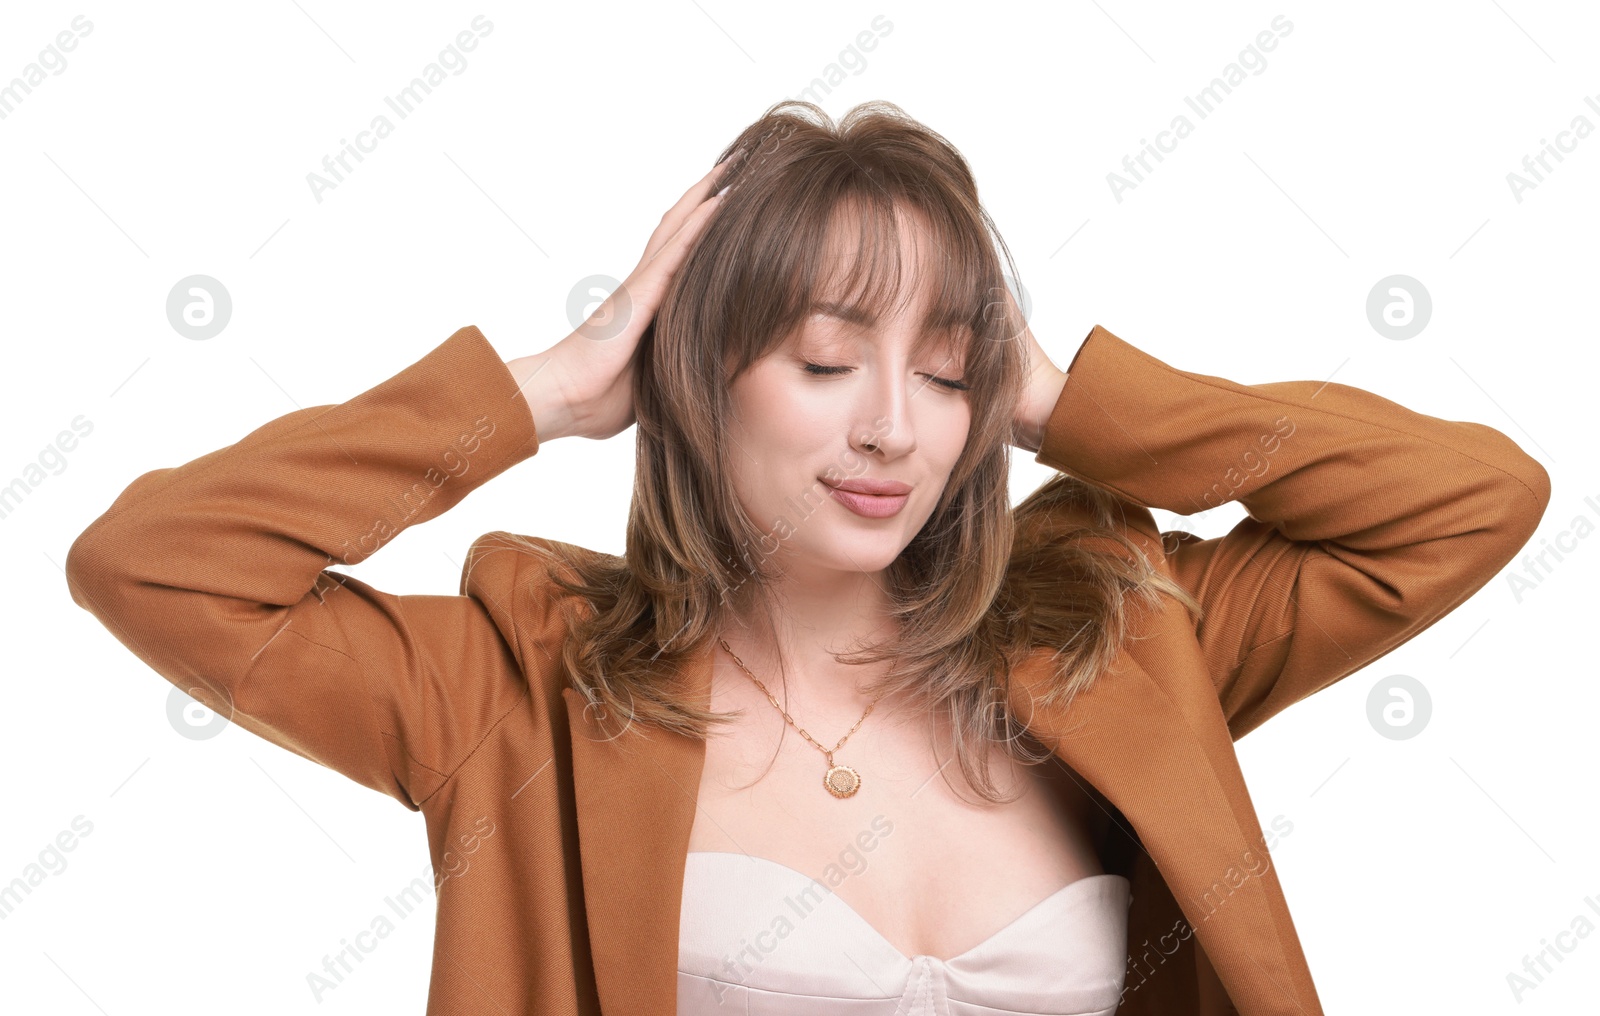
top-left (562, 637), bottom-right (717, 1015)
top-left (1006, 594), bottom-right (1316, 1015)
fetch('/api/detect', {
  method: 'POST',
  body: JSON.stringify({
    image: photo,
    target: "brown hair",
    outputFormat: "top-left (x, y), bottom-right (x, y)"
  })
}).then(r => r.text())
top-left (504, 99), bottom-right (1201, 804)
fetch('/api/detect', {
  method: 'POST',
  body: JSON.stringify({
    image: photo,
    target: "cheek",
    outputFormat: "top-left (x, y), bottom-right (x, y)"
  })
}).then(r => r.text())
top-left (923, 403), bottom-right (972, 472)
top-left (730, 363), bottom-right (832, 454)
top-left (726, 367), bottom-right (826, 511)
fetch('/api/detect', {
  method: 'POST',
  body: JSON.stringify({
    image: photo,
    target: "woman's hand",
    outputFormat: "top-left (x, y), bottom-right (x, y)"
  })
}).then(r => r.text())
top-left (1001, 286), bottom-right (1069, 455)
top-left (507, 153), bottom-right (742, 442)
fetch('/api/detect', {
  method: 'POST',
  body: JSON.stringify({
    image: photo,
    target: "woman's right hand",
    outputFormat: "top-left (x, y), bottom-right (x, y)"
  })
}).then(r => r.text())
top-left (507, 152), bottom-right (742, 443)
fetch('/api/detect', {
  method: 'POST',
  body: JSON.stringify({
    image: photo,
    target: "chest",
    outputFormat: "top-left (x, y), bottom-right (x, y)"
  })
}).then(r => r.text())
top-left (684, 673), bottom-right (1111, 962)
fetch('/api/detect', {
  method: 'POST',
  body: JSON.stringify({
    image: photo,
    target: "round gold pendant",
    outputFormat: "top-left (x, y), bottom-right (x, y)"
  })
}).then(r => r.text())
top-left (823, 764), bottom-right (861, 798)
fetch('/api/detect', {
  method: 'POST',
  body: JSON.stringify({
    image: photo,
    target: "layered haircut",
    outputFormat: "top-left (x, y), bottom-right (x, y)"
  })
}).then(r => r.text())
top-left (505, 99), bottom-right (1201, 804)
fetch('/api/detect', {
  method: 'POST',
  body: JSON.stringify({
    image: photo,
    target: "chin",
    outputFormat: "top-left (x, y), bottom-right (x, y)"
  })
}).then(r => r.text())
top-left (807, 532), bottom-right (909, 574)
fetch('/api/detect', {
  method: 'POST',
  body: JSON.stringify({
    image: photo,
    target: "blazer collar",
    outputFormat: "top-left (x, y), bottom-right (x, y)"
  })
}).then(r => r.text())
top-left (562, 602), bottom-right (1311, 1014)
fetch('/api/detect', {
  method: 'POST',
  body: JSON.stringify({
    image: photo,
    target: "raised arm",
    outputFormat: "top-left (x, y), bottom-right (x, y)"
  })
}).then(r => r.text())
top-left (1031, 324), bottom-right (1550, 739)
top-left (64, 327), bottom-right (544, 809)
top-left (65, 156), bottom-right (742, 808)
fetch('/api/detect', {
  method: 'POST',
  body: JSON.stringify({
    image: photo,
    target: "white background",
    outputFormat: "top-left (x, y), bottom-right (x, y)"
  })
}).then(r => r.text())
top-left (2, 2), bottom-right (1595, 1013)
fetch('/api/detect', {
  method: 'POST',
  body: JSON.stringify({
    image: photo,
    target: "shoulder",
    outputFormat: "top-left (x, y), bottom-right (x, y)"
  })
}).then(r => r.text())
top-left (458, 531), bottom-right (616, 685)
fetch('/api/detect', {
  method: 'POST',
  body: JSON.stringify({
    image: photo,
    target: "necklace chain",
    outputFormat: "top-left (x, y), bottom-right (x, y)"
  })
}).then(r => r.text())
top-left (716, 636), bottom-right (885, 797)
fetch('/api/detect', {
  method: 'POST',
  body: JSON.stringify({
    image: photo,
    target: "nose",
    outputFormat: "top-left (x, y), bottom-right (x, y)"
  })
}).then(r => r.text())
top-left (849, 365), bottom-right (918, 459)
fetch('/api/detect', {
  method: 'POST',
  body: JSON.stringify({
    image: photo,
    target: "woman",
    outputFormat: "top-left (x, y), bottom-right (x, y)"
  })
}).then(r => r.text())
top-left (66, 101), bottom-right (1549, 1015)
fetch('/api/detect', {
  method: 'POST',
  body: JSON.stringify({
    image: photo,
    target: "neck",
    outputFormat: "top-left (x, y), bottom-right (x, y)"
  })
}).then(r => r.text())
top-left (717, 567), bottom-right (900, 712)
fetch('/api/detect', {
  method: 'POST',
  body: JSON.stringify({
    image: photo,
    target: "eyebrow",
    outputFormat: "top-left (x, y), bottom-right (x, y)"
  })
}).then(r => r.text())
top-left (803, 299), bottom-right (971, 367)
top-left (809, 299), bottom-right (958, 335)
top-left (810, 300), bottom-right (877, 327)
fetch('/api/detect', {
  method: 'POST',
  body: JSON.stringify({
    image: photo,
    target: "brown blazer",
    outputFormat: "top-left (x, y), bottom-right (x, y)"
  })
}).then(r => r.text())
top-left (65, 323), bottom-right (1549, 1015)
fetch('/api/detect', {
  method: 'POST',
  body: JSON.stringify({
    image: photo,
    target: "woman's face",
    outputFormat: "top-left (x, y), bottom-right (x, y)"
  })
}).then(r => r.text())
top-left (725, 211), bottom-right (973, 585)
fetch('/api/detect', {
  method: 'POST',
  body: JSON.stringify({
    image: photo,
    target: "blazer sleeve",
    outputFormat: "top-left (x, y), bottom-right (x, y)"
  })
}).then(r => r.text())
top-left (64, 325), bottom-right (543, 810)
top-left (1033, 324), bottom-right (1551, 739)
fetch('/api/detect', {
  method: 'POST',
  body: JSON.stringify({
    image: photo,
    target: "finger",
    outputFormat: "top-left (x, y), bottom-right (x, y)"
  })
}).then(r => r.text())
top-left (643, 188), bottom-right (725, 276)
top-left (644, 151), bottom-right (745, 262)
top-left (662, 152), bottom-right (742, 236)
top-left (605, 209), bottom-right (720, 349)
top-left (624, 191), bottom-right (726, 324)
top-left (649, 153), bottom-right (742, 261)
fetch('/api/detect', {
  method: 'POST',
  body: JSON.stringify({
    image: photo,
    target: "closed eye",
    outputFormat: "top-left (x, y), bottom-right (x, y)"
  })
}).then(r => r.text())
top-left (802, 362), bottom-right (970, 392)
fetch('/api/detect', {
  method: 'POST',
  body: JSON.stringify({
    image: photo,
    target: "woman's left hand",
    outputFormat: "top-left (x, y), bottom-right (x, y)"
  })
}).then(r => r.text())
top-left (999, 287), bottom-right (1068, 454)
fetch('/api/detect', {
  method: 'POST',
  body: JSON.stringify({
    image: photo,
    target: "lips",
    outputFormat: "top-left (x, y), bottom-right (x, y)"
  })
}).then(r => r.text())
top-left (823, 477), bottom-right (912, 518)
top-left (826, 478), bottom-right (912, 496)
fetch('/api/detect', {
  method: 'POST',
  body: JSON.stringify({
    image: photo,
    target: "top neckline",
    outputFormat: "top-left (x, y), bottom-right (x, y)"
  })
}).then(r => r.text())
top-left (683, 849), bottom-right (1129, 965)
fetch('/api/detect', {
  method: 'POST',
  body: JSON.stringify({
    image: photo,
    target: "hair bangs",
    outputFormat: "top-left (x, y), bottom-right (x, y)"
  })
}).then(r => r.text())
top-left (732, 173), bottom-right (1004, 391)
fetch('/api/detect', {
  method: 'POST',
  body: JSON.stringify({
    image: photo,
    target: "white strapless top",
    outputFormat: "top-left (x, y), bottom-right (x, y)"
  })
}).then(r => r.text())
top-left (678, 850), bottom-right (1130, 1015)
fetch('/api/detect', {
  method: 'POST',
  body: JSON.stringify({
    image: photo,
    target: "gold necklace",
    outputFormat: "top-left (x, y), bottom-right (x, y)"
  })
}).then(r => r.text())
top-left (716, 636), bottom-right (884, 799)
